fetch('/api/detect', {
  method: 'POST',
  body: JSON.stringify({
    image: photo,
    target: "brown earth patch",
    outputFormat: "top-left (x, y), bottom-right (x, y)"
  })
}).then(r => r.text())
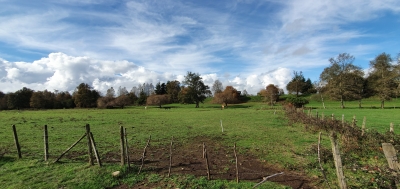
top-left (105, 137), bottom-right (316, 189)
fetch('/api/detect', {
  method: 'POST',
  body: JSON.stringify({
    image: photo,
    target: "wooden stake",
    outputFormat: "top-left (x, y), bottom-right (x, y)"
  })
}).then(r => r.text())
top-left (381, 143), bottom-right (400, 187)
top-left (54, 133), bottom-right (87, 163)
top-left (138, 135), bottom-right (151, 174)
top-left (321, 112), bottom-right (324, 121)
top-left (329, 131), bottom-right (347, 189)
top-left (124, 128), bottom-right (130, 170)
top-left (318, 132), bottom-right (331, 189)
top-left (234, 143), bottom-right (239, 183)
top-left (390, 122), bottom-right (394, 133)
top-left (220, 119), bottom-right (224, 133)
top-left (168, 136), bottom-right (173, 178)
top-left (44, 125), bottom-right (49, 161)
top-left (86, 124), bottom-right (94, 165)
top-left (89, 132), bottom-right (102, 167)
top-left (12, 125), bottom-right (22, 159)
top-left (203, 142), bottom-right (205, 159)
top-left (331, 113), bottom-right (334, 121)
top-left (204, 149), bottom-right (210, 180)
top-left (351, 115), bottom-right (356, 127)
top-left (361, 116), bottom-right (366, 136)
top-left (120, 126), bottom-right (126, 165)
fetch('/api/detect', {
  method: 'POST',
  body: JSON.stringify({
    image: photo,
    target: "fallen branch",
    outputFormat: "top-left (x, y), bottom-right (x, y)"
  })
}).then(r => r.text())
top-left (253, 172), bottom-right (284, 188)
top-left (168, 136), bottom-right (173, 177)
top-left (138, 135), bottom-right (151, 174)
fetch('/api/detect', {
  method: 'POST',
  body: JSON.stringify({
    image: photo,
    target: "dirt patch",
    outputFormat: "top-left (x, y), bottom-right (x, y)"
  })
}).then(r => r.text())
top-left (106, 137), bottom-right (316, 189)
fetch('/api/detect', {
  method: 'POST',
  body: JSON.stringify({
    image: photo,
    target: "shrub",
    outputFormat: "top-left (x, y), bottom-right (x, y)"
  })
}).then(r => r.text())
top-left (286, 96), bottom-right (309, 108)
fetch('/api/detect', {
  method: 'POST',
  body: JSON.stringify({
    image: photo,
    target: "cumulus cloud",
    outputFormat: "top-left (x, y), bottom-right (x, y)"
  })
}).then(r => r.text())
top-left (0, 53), bottom-right (292, 95)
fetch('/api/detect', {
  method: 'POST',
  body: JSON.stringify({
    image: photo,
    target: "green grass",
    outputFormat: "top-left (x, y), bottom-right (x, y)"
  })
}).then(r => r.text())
top-left (1, 98), bottom-right (398, 188)
top-left (0, 103), bottom-right (314, 188)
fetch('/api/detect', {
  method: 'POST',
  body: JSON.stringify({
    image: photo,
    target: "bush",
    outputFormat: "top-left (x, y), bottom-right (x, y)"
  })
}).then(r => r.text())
top-left (286, 96), bottom-right (309, 108)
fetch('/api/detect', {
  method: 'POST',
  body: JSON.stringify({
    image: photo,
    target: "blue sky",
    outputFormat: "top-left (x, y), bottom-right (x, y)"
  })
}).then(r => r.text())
top-left (1, 0), bottom-right (400, 95)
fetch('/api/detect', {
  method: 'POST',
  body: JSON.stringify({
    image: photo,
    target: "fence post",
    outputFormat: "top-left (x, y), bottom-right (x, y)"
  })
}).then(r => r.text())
top-left (390, 122), bottom-right (394, 133)
top-left (12, 125), bottom-right (22, 159)
top-left (330, 131), bottom-right (347, 189)
top-left (120, 126), bottom-right (126, 165)
top-left (44, 125), bottom-right (49, 161)
top-left (89, 132), bottom-right (102, 167)
top-left (124, 128), bottom-right (130, 170)
top-left (361, 116), bottom-right (366, 136)
top-left (86, 124), bottom-right (94, 165)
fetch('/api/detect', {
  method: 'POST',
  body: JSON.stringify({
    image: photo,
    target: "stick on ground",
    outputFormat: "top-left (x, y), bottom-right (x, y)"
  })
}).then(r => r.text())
top-left (138, 135), bottom-right (151, 174)
top-left (168, 136), bottom-right (173, 177)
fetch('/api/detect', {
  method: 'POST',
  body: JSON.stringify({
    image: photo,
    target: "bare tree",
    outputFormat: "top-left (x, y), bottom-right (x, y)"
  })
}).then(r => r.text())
top-left (212, 80), bottom-right (223, 95)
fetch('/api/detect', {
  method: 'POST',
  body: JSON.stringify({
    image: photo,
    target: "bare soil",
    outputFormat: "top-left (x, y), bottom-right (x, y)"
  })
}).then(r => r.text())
top-left (105, 137), bottom-right (316, 189)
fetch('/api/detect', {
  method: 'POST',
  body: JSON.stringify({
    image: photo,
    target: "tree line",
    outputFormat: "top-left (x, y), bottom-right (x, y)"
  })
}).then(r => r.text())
top-left (1, 52), bottom-right (399, 110)
top-left (285, 52), bottom-right (400, 109)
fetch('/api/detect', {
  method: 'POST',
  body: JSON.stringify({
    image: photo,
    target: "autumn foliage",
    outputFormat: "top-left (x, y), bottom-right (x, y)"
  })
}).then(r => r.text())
top-left (213, 86), bottom-right (240, 106)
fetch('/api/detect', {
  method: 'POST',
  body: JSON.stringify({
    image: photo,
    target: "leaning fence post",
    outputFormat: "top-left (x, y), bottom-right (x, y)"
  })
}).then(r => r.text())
top-left (44, 125), bottom-right (49, 161)
top-left (89, 132), bottom-right (102, 167)
top-left (86, 124), bottom-right (94, 166)
top-left (12, 125), bottom-right (22, 159)
top-left (330, 131), bottom-right (347, 189)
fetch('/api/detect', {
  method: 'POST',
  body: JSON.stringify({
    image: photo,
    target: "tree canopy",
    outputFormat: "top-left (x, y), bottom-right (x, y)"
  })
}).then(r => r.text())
top-left (181, 72), bottom-right (211, 108)
top-left (367, 53), bottom-right (398, 108)
top-left (213, 86), bottom-right (240, 106)
top-left (320, 53), bottom-right (364, 108)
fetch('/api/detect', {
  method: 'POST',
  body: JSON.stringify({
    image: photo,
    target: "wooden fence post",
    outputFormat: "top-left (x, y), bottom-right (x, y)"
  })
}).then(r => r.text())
top-left (44, 125), bottom-right (49, 161)
top-left (124, 128), bottom-right (130, 170)
top-left (120, 126), bottom-right (126, 165)
top-left (12, 125), bottom-right (22, 159)
top-left (390, 122), bottom-right (394, 133)
top-left (331, 114), bottom-right (334, 121)
top-left (89, 132), bottom-right (102, 167)
top-left (381, 143), bottom-right (399, 187)
top-left (341, 114), bottom-right (345, 127)
top-left (329, 131), bottom-right (347, 189)
top-left (234, 143), bottom-right (239, 183)
top-left (351, 115), bottom-right (356, 127)
top-left (86, 124), bottom-right (94, 165)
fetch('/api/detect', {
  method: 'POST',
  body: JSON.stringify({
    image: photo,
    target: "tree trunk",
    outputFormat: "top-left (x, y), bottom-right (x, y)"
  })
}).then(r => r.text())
top-left (358, 99), bottom-right (362, 108)
top-left (195, 101), bottom-right (199, 108)
top-left (381, 100), bottom-right (384, 109)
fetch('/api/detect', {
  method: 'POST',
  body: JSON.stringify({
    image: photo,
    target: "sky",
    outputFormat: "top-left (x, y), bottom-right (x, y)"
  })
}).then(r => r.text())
top-left (1, 0), bottom-right (400, 95)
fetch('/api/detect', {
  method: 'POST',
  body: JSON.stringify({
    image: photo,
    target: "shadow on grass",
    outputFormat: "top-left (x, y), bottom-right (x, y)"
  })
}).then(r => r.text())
top-left (0, 156), bottom-right (15, 168)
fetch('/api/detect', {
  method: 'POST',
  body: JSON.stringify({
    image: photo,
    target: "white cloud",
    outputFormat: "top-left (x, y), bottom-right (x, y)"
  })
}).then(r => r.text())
top-left (0, 53), bottom-right (292, 95)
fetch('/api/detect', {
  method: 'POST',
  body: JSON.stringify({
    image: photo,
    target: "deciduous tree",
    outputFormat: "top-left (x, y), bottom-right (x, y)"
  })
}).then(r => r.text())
top-left (166, 80), bottom-right (181, 103)
top-left (146, 94), bottom-right (170, 108)
top-left (320, 53), bottom-right (364, 108)
top-left (181, 72), bottom-right (211, 108)
top-left (213, 86), bottom-right (240, 106)
top-left (367, 53), bottom-right (398, 108)
top-left (212, 80), bottom-right (223, 95)
top-left (259, 84), bottom-right (280, 106)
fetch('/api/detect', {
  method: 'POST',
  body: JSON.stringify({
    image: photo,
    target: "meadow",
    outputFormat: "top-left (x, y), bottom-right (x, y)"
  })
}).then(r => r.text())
top-left (0, 98), bottom-right (399, 188)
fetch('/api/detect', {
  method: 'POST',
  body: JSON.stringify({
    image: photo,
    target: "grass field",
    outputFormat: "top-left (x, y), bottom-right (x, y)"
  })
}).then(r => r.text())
top-left (0, 99), bottom-right (398, 188)
top-left (306, 97), bottom-right (400, 134)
